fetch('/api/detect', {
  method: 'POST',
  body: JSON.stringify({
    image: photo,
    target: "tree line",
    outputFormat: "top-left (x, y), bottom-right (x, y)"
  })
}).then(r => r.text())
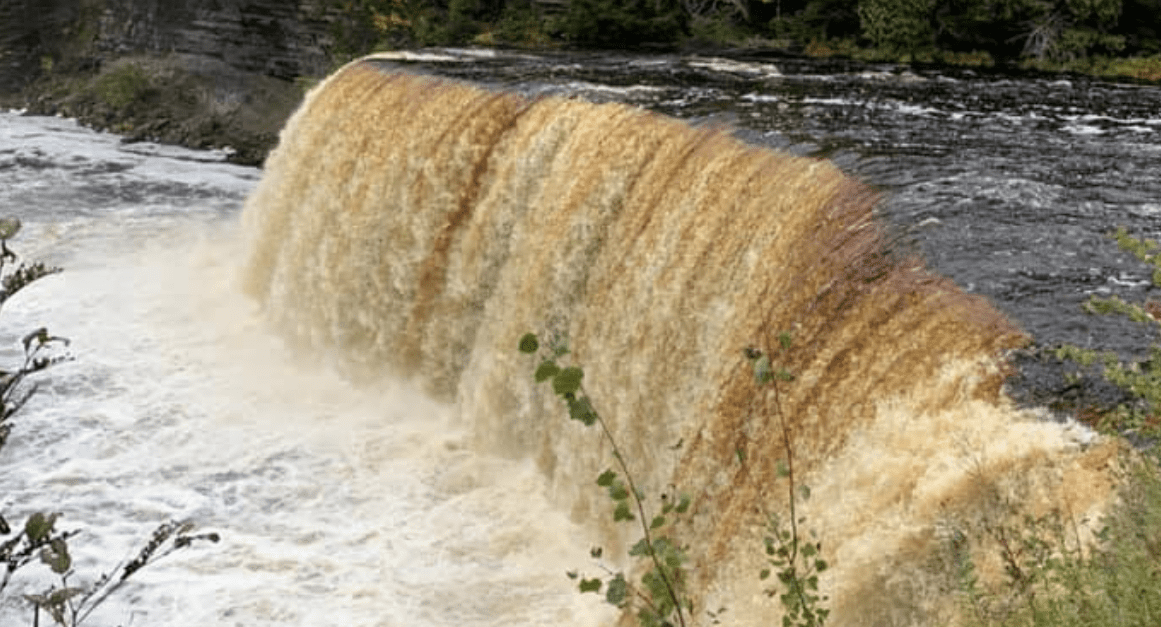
top-left (333, 0), bottom-right (1161, 63)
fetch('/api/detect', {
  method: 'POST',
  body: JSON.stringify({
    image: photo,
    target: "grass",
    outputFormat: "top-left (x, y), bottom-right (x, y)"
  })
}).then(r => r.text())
top-left (963, 226), bottom-right (1161, 627)
top-left (518, 228), bottom-right (1161, 627)
top-left (90, 62), bottom-right (153, 110)
top-left (1020, 54), bottom-right (1161, 82)
top-left (953, 457), bottom-right (1161, 627)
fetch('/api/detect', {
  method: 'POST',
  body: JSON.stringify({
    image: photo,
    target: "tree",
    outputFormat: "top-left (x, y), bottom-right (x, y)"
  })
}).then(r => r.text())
top-left (858, 0), bottom-right (935, 54)
top-left (563, 0), bottom-right (689, 46)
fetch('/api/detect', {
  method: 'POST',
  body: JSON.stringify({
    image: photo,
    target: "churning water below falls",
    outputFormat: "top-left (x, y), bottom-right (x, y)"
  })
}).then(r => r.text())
top-left (0, 114), bottom-right (608, 626)
top-left (1, 50), bottom-right (1159, 627)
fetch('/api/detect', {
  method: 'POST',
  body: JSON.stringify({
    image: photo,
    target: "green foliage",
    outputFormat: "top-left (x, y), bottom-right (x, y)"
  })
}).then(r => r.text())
top-left (328, 0), bottom-right (463, 53)
top-left (0, 219), bottom-right (67, 452)
top-left (523, 326), bottom-right (829, 626)
top-left (858, 0), bottom-right (934, 54)
top-left (320, 0), bottom-right (1160, 69)
top-left (964, 224), bottom-right (1161, 627)
top-left (1053, 227), bottom-right (1161, 447)
top-left (562, 0), bottom-right (688, 47)
top-left (0, 218), bottom-right (220, 625)
top-left (91, 63), bottom-right (152, 110)
top-left (746, 332), bottom-right (830, 627)
top-left (1, 516), bottom-right (220, 627)
top-left (1111, 224), bottom-right (1161, 277)
top-left (687, 14), bottom-right (751, 47)
top-left (961, 0), bottom-right (1126, 60)
top-left (947, 461), bottom-right (1161, 627)
top-left (487, 0), bottom-right (560, 47)
top-left (521, 332), bottom-right (692, 627)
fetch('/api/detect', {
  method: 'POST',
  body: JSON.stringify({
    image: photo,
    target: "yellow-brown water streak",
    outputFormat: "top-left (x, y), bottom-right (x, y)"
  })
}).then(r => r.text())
top-left (242, 59), bottom-right (1122, 626)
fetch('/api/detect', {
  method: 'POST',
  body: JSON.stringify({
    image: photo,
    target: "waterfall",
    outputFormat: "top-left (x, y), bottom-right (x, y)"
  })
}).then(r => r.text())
top-left (241, 59), bottom-right (1121, 626)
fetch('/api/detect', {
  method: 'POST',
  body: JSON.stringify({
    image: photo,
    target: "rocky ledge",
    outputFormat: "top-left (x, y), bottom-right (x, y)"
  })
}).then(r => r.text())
top-left (2, 54), bottom-right (306, 166)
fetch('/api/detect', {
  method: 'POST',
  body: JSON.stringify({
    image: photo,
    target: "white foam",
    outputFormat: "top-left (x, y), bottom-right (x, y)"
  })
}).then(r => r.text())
top-left (0, 116), bottom-right (611, 627)
top-left (684, 56), bottom-right (782, 78)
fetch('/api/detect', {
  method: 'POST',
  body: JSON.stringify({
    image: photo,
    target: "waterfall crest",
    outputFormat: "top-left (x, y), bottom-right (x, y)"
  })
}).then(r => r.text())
top-left (242, 60), bottom-right (1121, 626)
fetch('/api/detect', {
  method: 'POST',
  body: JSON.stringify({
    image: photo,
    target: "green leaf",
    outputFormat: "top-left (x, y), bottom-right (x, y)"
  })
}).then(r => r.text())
top-left (590, 546), bottom-right (603, 558)
top-left (760, 568), bottom-right (771, 580)
top-left (735, 448), bottom-right (746, 464)
top-left (0, 217), bottom-right (21, 240)
top-left (596, 469), bottom-right (616, 487)
top-left (566, 570), bottom-right (578, 579)
top-left (606, 573), bottom-right (628, 605)
top-left (534, 360), bottom-right (559, 383)
top-left (613, 501), bottom-right (634, 522)
top-left (579, 577), bottom-right (603, 593)
top-left (779, 331), bottom-right (792, 351)
top-left (777, 368), bottom-right (795, 382)
top-left (753, 354), bottom-right (773, 385)
top-left (518, 333), bottom-right (539, 354)
top-left (25, 512), bottom-right (57, 542)
top-left (628, 538), bottom-right (650, 557)
top-left (650, 515), bottom-right (666, 530)
top-left (567, 395), bottom-right (598, 426)
top-left (40, 538), bottom-right (70, 574)
top-left (675, 493), bottom-right (691, 514)
top-left (553, 367), bottom-right (584, 396)
top-left (798, 484), bottom-right (811, 501)
top-left (608, 483), bottom-right (629, 501)
top-left (776, 459), bottom-right (790, 479)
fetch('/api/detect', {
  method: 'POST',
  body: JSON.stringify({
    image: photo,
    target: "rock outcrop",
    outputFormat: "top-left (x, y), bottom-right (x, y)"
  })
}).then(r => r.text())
top-left (0, 0), bottom-right (361, 164)
top-left (3, 0), bottom-right (346, 92)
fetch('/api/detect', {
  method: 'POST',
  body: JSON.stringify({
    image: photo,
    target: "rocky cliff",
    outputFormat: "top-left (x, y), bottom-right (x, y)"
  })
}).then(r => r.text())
top-left (0, 0), bottom-right (361, 164)
top-left (3, 0), bottom-right (347, 91)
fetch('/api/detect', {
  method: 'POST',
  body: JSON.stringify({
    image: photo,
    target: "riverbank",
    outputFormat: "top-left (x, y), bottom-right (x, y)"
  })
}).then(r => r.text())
top-left (4, 46), bottom-right (1158, 436)
top-left (4, 42), bottom-right (1158, 170)
top-left (1, 54), bottom-right (305, 166)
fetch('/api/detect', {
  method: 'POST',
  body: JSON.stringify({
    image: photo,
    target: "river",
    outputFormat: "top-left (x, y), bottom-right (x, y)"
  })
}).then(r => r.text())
top-left (396, 49), bottom-right (1161, 410)
top-left (1, 49), bottom-right (1158, 626)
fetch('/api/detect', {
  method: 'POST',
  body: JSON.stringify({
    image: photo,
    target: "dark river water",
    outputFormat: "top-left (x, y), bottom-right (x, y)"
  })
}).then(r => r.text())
top-left (3, 49), bottom-right (1150, 626)
top-left (372, 48), bottom-right (1161, 414)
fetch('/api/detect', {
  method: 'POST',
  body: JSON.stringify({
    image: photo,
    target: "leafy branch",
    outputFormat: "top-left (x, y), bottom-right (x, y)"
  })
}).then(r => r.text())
top-left (519, 332), bottom-right (692, 627)
top-left (1054, 226), bottom-right (1161, 448)
top-left (0, 218), bottom-right (69, 449)
top-left (746, 329), bottom-right (830, 627)
top-left (0, 216), bottom-right (221, 626)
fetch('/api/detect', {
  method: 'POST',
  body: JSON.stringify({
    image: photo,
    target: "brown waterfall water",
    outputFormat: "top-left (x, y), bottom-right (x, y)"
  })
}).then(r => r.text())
top-left (241, 59), bottom-right (1124, 626)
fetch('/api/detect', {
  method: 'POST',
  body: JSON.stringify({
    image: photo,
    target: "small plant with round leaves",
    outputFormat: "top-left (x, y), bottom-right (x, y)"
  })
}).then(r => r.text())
top-left (0, 217), bottom-right (221, 626)
top-left (519, 331), bottom-right (694, 627)
top-left (1, 515), bottom-right (220, 627)
top-left (745, 329), bottom-right (830, 627)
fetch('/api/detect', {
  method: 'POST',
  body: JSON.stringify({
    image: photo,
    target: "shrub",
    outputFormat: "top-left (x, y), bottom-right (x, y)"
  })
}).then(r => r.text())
top-left (519, 328), bottom-right (829, 627)
top-left (561, 0), bottom-right (687, 47)
top-left (953, 224), bottom-right (1161, 627)
top-left (0, 217), bottom-right (219, 626)
top-left (0, 217), bottom-right (66, 451)
top-left (1053, 226), bottom-right (1161, 447)
top-left (91, 63), bottom-right (153, 110)
top-left (857, 0), bottom-right (934, 55)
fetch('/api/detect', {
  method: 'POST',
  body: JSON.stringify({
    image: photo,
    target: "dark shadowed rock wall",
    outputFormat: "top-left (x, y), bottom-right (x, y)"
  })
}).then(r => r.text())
top-left (0, 0), bottom-right (362, 164)
top-left (1, 0), bottom-right (345, 93)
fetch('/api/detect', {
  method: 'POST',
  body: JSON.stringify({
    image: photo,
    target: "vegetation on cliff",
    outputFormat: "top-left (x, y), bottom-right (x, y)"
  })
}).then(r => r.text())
top-left (334, 0), bottom-right (1161, 78)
